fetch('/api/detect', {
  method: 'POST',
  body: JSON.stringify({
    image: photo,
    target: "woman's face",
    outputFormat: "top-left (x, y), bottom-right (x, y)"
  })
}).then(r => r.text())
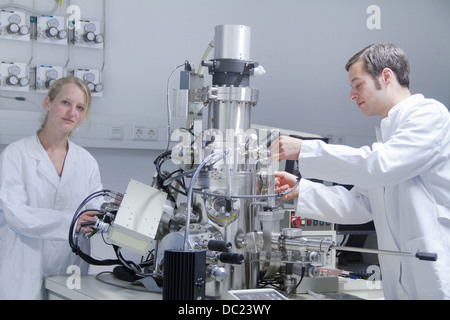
top-left (43, 83), bottom-right (87, 134)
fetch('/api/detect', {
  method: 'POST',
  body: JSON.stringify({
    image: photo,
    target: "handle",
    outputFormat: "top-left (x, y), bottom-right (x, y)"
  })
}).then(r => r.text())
top-left (415, 252), bottom-right (438, 261)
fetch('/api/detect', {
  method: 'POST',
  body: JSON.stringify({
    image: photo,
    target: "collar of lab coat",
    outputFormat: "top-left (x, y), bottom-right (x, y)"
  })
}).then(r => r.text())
top-left (375, 94), bottom-right (425, 143)
top-left (27, 133), bottom-right (76, 189)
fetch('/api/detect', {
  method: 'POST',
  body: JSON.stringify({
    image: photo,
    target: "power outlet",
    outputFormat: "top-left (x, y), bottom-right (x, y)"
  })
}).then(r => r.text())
top-left (133, 126), bottom-right (158, 141)
top-left (147, 128), bottom-right (158, 141)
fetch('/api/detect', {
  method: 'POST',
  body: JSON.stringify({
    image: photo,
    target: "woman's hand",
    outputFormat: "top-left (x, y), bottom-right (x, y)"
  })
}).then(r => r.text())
top-left (76, 211), bottom-right (101, 234)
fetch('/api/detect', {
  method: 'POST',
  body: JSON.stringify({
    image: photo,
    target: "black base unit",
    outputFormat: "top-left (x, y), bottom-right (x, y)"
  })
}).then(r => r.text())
top-left (163, 249), bottom-right (206, 300)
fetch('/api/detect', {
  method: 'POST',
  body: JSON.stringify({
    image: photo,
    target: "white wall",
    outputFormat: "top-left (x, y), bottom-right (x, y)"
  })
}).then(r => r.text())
top-left (1, 0), bottom-right (449, 214)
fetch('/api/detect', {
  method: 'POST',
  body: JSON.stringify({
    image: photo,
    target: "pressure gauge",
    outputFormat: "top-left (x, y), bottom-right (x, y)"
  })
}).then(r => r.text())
top-left (47, 18), bottom-right (60, 28)
top-left (86, 82), bottom-right (95, 92)
top-left (18, 77), bottom-right (29, 87)
top-left (94, 33), bottom-right (104, 44)
top-left (9, 14), bottom-right (21, 24)
top-left (83, 72), bottom-right (96, 83)
top-left (6, 14), bottom-right (21, 34)
top-left (83, 23), bottom-right (99, 42)
top-left (6, 22), bottom-right (20, 34)
top-left (46, 69), bottom-right (59, 80)
top-left (9, 65), bottom-right (21, 76)
top-left (46, 26), bottom-right (59, 37)
top-left (45, 79), bottom-right (56, 88)
top-left (57, 29), bottom-right (68, 40)
top-left (45, 18), bottom-right (59, 37)
top-left (84, 23), bottom-right (96, 33)
top-left (83, 31), bottom-right (96, 42)
top-left (6, 75), bottom-right (19, 86)
top-left (44, 69), bottom-right (59, 88)
top-left (94, 83), bottom-right (104, 93)
top-left (18, 24), bottom-right (29, 35)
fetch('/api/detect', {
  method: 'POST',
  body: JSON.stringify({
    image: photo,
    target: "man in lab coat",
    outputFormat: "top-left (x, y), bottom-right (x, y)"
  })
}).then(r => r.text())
top-left (273, 43), bottom-right (450, 299)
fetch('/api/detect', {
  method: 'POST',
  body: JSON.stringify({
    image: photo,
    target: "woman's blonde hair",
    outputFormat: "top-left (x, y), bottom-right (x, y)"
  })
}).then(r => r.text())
top-left (40, 77), bottom-right (92, 136)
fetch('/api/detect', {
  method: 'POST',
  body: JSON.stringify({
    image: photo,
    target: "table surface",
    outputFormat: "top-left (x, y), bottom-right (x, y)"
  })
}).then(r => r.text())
top-left (45, 274), bottom-right (384, 300)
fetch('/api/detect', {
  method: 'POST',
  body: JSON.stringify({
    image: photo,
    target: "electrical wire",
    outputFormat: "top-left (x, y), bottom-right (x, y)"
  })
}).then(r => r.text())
top-left (285, 266), bottom-right (305, 298)
top-left (68, 190), bottom-right (123, 266)
top-left (115, 247), bottom-right (161, 278)
top-left (68, 189), bottom-right (162, 280)
top-left (0, 0), bottom-right (59, 15)
top-left (0, 94), bottom-right (43, 111)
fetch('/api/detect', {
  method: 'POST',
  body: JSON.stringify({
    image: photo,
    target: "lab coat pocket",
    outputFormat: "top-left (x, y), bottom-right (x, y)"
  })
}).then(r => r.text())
top-left (436, 205), bottom-right (450, 257)
top-left (436, 205), bottom-right (450, 228)
top-left (401, 237), bottom-right (443, 299)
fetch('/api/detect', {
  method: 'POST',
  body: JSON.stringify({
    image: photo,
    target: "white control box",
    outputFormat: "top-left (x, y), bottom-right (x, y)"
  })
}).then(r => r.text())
top-left (108, 179), bottom-right (166, 256)
top-left (0, 61), bottom-right (29, 92)
top-left (0, 10), bottom-right (30, 42)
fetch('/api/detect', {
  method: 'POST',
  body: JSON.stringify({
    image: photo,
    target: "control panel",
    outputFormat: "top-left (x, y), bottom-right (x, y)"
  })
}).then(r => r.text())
top-left (286, 209), bottom-right (334, 231)
top-left (0, 10), bottom-right (30, 41)
top-left (0, 61), bottom-right (30, 92)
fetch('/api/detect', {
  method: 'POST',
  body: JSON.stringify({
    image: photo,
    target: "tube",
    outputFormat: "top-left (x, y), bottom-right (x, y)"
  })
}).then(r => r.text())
top-left (184, 152), bottom-right (225, 251)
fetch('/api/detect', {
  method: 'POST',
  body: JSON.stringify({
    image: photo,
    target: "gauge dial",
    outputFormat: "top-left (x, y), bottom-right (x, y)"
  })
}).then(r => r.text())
top-left (83, 73), bottom-right (96, 83)
top-left (46, 69), bottom-right (59, 80)
top-left (8, 65), bottom-right (21, 76)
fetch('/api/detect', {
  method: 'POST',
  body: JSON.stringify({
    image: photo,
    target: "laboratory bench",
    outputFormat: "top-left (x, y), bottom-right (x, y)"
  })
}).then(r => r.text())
top-left (44, 274), bottom-right (384, 300)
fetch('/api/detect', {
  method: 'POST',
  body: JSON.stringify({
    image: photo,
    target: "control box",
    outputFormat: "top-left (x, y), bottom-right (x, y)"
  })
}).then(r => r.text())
top-left (0, 10), bottom-right (30, 42)
top-left (0, 61), bottom-right (29, 92)
top-left (108, 179), bottom-right (166, 256)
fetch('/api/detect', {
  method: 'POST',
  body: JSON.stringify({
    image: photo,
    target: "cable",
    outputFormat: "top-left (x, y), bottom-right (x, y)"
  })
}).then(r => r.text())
top-left (0, 0), bottom-right (59, 15)
top-left (0, 94), bottom-right (43, 111)
top-left (115, 247), bottom-right (161, 278)
top-left (184, 152), bottom-right (225, 250)
top-left (68, 190), bottom-right (123, 266)
top-left (68, 189), bottom-right (163, 276)
top-left (197, 40), bottom-right (214, 75)
top-left (285, 266), bottom-right (305, 298)
top-left (165, 62), bottom-right (187, 151)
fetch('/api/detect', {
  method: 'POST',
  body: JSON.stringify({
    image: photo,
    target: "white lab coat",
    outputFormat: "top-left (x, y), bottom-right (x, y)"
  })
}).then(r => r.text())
top-left (0, 134), bottom-right (102, 299)
top-left (296, 94), bottom-right (450, 299)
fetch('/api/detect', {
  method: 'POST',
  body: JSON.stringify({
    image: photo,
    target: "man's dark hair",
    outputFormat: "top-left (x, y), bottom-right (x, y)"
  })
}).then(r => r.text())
top-left (346, 43), bottom-right (410, 89)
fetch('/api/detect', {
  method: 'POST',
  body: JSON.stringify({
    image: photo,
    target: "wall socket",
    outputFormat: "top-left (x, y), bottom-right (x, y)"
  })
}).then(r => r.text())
top-left (133, 126), bottom-right (158, 141)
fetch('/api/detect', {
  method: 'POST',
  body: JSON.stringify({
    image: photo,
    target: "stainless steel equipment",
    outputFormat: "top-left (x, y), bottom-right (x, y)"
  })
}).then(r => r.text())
top-left (69, 25), bottom-right (437, 300)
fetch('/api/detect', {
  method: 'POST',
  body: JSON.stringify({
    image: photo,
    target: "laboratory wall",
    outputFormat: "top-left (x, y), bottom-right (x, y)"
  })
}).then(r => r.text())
top-left (1, 0), bottom-right (449, 193)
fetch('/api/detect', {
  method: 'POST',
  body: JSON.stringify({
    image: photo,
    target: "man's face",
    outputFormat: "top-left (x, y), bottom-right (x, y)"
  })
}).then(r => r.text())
top-left (348, 60), bottom-right (388, 118)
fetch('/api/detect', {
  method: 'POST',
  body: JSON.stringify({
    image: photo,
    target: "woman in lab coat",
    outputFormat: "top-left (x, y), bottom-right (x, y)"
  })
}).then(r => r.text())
top-left (273, 43), bottom-right (450, 299)
top-left (0, 77), bottom-right (102, 299)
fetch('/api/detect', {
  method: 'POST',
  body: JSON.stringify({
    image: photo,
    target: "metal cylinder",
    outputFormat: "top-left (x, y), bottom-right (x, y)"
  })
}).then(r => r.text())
top-left (214, 25), bottom-right (251, 60)
top-left (207, 86), bottom-right (258, 135)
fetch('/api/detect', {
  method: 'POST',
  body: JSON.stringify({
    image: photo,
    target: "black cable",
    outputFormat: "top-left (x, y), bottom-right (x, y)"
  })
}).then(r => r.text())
top-left (68, 190), bottom-right (122, 266)
top-left (286, 266), bottom-right (305, 298)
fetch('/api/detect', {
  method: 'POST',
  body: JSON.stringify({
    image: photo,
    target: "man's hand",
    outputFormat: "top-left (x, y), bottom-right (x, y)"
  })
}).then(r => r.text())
top-left (275, 171), bottom-right (300, 201)
top-left (271, 136), bottom-right (303, 161)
